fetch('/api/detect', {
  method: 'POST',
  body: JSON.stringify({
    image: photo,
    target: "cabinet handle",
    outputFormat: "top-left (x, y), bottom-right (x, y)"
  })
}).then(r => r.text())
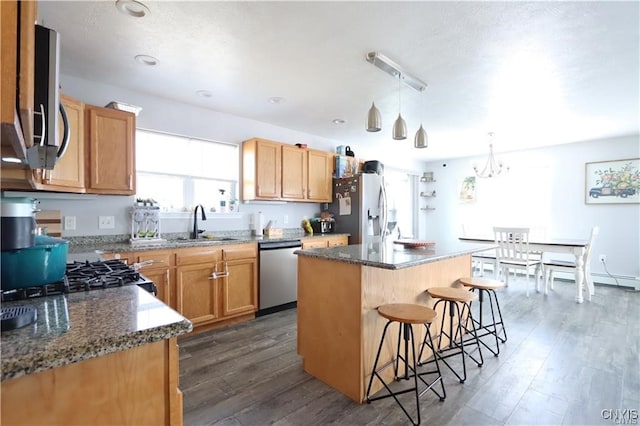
top-left (209, 261), bottom-right (229, 280)
top-left (128, 174), bottom-right (133, 188)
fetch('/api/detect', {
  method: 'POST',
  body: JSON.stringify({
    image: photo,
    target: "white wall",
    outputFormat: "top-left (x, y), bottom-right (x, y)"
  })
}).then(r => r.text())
top-left (420, 134), bottom-right (640, 285)
top-left (30, 74), bottom-right (426, 237)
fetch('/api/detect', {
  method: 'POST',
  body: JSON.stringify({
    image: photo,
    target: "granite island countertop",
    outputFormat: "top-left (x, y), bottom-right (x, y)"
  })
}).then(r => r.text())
top-left (295, 239), bottom-right (496, 270)
top-left (1, 286), bottom-right (192, 381)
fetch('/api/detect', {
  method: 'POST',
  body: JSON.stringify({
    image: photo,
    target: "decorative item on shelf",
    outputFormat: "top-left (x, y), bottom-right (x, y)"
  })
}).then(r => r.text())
top-left (420, 206), bottom-right (436, 211)
top-left (364, 51), bottom-right (428, 147)
top-left (473, 132), bottom-right (509, 178)
top-left (420, 171), bottom-right (434, 182)
top-left (420, 190), bottom-right (436, 197)
top-left (345, 146), bottom-right (355, 157)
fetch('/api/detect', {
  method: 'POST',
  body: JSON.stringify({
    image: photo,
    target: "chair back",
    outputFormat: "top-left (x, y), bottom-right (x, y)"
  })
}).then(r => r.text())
top-left (493, 227), bottom-right (532, 262)
top-left (584, 226), bottom-right (600, 264)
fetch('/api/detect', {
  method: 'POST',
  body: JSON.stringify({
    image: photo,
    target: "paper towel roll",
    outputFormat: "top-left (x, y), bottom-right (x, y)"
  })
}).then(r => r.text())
top-left (253, 211), bottom-right (264, 236)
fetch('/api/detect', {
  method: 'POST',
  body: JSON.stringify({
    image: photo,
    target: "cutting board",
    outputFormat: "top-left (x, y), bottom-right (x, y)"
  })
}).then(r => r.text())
top-left (35, 210), bottom-right (62, 237)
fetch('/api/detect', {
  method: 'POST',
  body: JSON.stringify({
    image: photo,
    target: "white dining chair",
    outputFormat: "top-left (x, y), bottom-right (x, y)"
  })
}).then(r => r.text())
top-left (493, 227), bottom-right (543, 296)
top-left (544, 226), bottom-right (600, 296)
top-left (461, 224), bottom-right (499, 278)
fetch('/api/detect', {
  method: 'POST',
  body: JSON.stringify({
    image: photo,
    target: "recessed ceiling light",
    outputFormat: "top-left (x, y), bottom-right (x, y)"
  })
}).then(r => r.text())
top-left (196, 90), bottom-right (213, 98)
top-left (332, 118), bottom-right (346, 125)
top-left (1, 157), bottom-right (23, 164)
top-left (268, 97), bottom-right (285, 104)
top-left (116, 0), bottom-right (150, 18)
top-left (135, 54), bottom-right (158, 66)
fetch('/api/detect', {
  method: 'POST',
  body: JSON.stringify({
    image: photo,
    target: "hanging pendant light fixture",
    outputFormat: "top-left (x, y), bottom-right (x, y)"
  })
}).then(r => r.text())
top-left (392, 75), bottom-right (407, 140)
top-left (366, 102), bottom-right (381, 132)
top-left (473, 132), bottom-right (509, 178)
top-left (414, 88), bottom-right (428, 148)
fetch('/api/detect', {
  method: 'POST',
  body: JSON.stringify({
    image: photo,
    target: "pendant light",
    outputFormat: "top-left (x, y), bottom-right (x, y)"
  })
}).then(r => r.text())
top-left (392, 75), bottom-right (407, 140)
top-left (473, 132), bottom-right (509, 178)
top-left (414, 89), bottom-right (428, 148)
top-left (366, 102), bottom-right (381, 132)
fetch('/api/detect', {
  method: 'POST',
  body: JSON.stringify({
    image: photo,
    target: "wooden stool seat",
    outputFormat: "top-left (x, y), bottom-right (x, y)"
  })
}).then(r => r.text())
top-left (378, 303), bottom-right (437, 325)
top-left (459, 277), bottom-right (505, 291)
top-left (427, 287), bottom-right (478, 303)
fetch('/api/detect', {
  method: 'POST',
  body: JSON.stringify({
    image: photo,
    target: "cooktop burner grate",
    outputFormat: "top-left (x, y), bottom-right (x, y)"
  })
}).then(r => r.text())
top-left (1, 259), bottom-right (156, 302)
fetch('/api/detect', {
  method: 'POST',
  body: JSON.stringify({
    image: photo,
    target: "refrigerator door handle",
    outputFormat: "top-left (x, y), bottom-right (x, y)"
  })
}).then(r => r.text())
top-left (380, 176), bottom-right (388, 239)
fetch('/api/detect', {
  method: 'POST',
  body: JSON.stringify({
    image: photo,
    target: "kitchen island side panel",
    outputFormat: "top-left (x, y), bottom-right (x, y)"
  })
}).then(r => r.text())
top-left (297, 256), bottom-right (363, 402)
top-left (297, 253), bottom-right (472, 403)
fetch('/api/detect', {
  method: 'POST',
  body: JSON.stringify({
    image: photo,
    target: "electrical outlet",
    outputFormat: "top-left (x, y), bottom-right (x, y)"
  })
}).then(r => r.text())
top-left (99, 215), bottom-right (115, 229)
top-left (283, 214), bottom-right (289, 225)
top-left (599, 254), bottom-right (607, 263)
top-left (64, 216), bottom-right (76, 230)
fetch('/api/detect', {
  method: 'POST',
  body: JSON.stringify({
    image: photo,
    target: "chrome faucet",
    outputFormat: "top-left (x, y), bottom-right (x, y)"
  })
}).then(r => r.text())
top-left (192, 204), bottom-right (207, 239)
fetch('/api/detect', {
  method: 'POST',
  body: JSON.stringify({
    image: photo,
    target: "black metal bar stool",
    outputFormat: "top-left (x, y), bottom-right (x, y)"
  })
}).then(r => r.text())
top-left (366, 303), bottom-right (446, 425)
top-left (459, 277), bottom-right (508, 356)
top-left (419, 287), bottom-right (483, 383)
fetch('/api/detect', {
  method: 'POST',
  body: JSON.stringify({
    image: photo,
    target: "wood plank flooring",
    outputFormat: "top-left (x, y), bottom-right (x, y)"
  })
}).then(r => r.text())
top-left (179, 277), bottom-right (639, 425)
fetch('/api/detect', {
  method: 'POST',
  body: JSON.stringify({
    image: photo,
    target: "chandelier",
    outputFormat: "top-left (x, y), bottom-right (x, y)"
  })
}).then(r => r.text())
top-left (473, 132), bottom-right (509, 178)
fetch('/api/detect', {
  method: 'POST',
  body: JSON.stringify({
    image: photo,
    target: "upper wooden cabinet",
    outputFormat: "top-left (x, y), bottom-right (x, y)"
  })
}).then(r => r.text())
top-left (85, 105), bottom-right (136, 195)
top-left (242, 138), bottom-right (333, 203)
top-left (1, 0), bottom-right (36, 162)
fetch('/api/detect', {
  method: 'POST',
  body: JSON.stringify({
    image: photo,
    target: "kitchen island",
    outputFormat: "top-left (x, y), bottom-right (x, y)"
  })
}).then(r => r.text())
top-left (295, 239), bottom-right (494, 403)
top-left (1, 286), bottom-right (192, 425)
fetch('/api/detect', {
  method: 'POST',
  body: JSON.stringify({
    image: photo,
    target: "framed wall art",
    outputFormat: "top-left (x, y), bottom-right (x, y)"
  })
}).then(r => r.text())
top-left (585, 158), bottom-right (640, 204)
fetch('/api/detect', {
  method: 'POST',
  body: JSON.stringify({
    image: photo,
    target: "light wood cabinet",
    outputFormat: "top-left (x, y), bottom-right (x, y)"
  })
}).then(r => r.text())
top-left (281, 144), bottom-right (306, 199)
top-left (242, 138), bottom-right (281, 200)
top-left (243, 138), bottom-right (333, 203)
top-left (306, 149), bottom-right (333, 202)
top-left (221, 244), bottom-right (258, 316)
top-left (103, 243), bottom-right (258, 333)
top-left (175, 246), bottom-right (222, 327)
top-left (1, 339), bottom-right (183, 426)
top-left (85, 105), bottom-right (136, 195)
top-left (1, 0), bottom-right (36, 162)
top-left (302, 235), bottom-right (348, 249)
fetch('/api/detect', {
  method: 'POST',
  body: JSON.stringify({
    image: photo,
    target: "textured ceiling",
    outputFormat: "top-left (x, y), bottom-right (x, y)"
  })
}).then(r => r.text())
top-left (38, 1), bottom-right (639, 161)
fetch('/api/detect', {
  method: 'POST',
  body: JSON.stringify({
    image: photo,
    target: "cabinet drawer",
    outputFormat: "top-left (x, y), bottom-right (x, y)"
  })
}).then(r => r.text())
top-left (302, 239), bottom-right (328, 249)
top-left (223, 244), bottom-right (257, 260)
top-left (136, 250), bottom-right (173, 268)
top-left (175, 246), bottom-right (222, 266)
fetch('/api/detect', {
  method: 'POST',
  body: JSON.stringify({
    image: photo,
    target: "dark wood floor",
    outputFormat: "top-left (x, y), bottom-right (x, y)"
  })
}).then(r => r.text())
top-left (179, 277), bottom-right (639, 425)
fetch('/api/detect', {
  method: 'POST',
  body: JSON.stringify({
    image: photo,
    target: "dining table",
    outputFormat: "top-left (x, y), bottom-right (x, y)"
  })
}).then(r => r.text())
top-left (459, 235), bottom-right (592, 303)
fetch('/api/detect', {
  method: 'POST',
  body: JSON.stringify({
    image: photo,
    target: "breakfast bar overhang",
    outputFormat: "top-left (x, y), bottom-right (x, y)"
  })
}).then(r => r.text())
top-left (295, 239), bottom-right (495, 403)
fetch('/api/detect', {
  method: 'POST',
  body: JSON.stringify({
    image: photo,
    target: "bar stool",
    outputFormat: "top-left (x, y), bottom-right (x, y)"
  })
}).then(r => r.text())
top-left (459, 277), bottom-right (508, 356)
top-left (420, 287), bottom-right (483, 383)
top-left (366, 303), bottom-right (446, 425)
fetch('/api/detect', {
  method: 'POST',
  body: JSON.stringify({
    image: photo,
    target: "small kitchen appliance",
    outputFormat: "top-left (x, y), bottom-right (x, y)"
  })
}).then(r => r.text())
top-left (1, 197), bottom-right (37, 251)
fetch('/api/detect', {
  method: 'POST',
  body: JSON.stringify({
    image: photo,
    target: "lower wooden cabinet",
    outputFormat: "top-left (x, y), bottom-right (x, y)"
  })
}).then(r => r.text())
top-left (301, 235), bottom-right (348, 249)
top-left (104, 243), bottom-right (258, 332)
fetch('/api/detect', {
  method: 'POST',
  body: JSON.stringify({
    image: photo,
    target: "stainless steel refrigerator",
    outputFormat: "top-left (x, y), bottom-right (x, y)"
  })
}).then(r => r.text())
top-left (328, 173), bottom-right (388, 244)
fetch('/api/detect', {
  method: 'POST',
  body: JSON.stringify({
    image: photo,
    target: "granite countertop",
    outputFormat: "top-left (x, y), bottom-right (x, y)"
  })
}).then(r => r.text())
top-left (67, 232), bottom-right (350, 257)
top-left (1, 286), bottom-right (193, 382)
top-left (295, 239), bottom-right (497, 270)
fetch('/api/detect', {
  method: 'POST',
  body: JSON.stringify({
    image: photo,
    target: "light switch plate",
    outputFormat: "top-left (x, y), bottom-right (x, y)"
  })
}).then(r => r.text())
top-left (99, 215), bottom-right (115, 229)
top-left (64, 216), bottom-right (76, 230)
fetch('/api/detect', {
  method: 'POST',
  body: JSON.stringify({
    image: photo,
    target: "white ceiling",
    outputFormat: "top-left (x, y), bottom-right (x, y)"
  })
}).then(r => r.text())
top-left (39, 1), bottom-right (639, 161)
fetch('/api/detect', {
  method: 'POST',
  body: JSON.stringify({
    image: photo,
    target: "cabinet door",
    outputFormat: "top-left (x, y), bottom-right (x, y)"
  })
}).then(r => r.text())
top-left (327, 236), bottom-right (348, 247)
top-left (281, 145), bottom-right (306, 200)
top-left (42, 95), bottom-right (85, 191)
top-left (255, 139), bottom-right (281, 198)
top-left (302, 239), bottom-right (328, 249)
top-left (176, 263), bottom-right (221, 327)
top-left (222, 258), bottom-right (257, 317)
top-left (86, 106), bottom-right (135, 195)
top-left (137, 250), bottom-right (173, 307)
top-left (307, 150), bottom-right (333, 202)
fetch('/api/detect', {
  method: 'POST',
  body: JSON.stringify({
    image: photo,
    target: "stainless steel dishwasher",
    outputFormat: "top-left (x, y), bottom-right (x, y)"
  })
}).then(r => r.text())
top-left (258, 239), bottom-right (302, 315)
